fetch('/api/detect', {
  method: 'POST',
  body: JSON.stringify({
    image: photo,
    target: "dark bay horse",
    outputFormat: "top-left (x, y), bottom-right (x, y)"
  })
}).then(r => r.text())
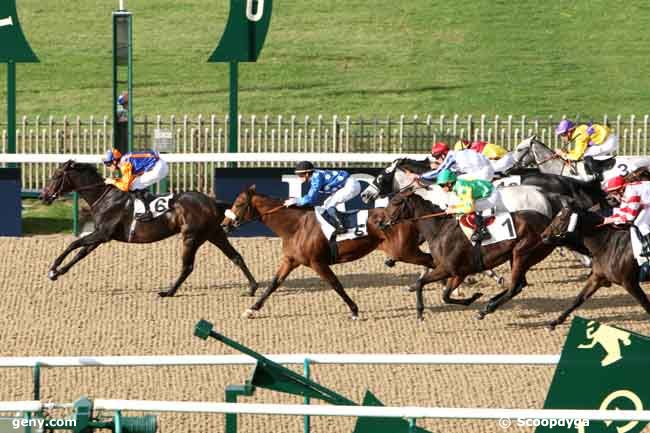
top-left (221, 185), bottom-right (438, 319)
top-left (40, 160), bottom-right (258, 297)
top-left (541, 206), bottom-right (650, 329)
top-left (383, 192), bottom-right (557, 320)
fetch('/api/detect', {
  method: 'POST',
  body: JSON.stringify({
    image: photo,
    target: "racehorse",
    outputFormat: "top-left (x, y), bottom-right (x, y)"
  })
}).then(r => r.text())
top-left (382, 191), bottom-right (557, 320)
top-left (40, 160), bottom-right (258, 297)
top-left (220, 185), bottom-right (460, 320)
top-left (541, 205), bottom-right (650, 329)
top-left (511, 135), bottom-right (650, 181)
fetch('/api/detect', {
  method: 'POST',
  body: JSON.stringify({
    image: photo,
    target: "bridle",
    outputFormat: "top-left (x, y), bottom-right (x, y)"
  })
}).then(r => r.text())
top-left (46, 165), bottom-right (110, 209)
top-left (224, 195), bottom-right (285, 230)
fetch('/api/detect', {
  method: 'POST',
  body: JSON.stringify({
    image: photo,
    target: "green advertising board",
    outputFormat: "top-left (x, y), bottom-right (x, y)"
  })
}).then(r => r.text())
top-left (537, 317), bottom-right (650, 433)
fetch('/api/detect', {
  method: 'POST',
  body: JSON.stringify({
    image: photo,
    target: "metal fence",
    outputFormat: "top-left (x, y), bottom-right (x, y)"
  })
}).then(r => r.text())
top-left (3, 114), bottom-right (650, 193)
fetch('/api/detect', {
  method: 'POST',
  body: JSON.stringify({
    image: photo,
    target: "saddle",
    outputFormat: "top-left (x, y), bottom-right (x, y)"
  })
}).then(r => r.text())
top-left (132, 192), bottom-right (174, 221)
top-left (335, 209), bottom-right (368, 234)
top-left (459, 213), bottom-right (496, 231)
top-left (584, 156), bottom-right (616, 179)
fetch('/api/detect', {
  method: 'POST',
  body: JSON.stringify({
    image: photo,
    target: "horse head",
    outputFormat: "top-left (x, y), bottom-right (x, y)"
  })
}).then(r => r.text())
top-left (41, 160), bottom-right (102, 204)
top-left (380, 191), bottom-right (417, 229)
top-left (511, 136), bottom-right (537, 169)
top-left (541, 201), bottom-right (580, 245)
top-left (361, 160), bottom-right (399, 203)
top-left (222, 185), bottom-right (259, 232)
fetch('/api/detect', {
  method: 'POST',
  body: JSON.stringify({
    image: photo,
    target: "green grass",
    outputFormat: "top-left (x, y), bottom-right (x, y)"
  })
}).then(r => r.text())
top-left (22, 198), bottom-right (73, 235)
top-left (1, 0), bottom-right (650, 118)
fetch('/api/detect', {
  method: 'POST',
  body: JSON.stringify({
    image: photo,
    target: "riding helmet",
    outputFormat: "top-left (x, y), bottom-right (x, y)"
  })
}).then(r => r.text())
top-left (605, 176), bottom-right (626, 193)
top-left (295, 161), bottom-right (315, 174)
top-left (436, 169), bottom-right (457, 185)
top-left (555, 119), bottom-right (575, 136)
top-left (103, 148), bottom-right (122, 165)
top-left (431, 142), bottom-right (450, 157)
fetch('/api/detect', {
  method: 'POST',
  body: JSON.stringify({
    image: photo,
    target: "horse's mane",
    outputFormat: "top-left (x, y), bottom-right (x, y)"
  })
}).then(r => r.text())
top-left (395, 158), bottom-right (430, 174)
top-left (402, 192), bottom-right (444, 214)
top-left (252, 191), bottom-right (314, 211)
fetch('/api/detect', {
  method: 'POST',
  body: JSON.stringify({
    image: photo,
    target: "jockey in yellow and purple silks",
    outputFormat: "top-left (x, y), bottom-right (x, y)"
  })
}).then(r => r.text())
top-left (103, 148), bottom-right (169, 221)
top-left (555, 119), bottom-right (618, 180)
top-left (437, 169), bottom-right (498, 242)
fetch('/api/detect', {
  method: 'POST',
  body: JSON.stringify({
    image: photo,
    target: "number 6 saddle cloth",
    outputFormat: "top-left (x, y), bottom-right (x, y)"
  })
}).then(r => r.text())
top-left (133, 193), bottom-right (174, 220)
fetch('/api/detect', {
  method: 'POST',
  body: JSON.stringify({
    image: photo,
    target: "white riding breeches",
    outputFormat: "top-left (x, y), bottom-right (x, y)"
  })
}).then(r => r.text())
top-left (323, 177), bottom-right (361, 209)
top-left (129, 159), bottom-right (169, 191)
top-left (474, 191), bottom-right (500, 215)
top-left (491, 153), bottom-right (516, 173)
top-left (584, 134), bottom-right (619, 160)
top-left (458, 165), bottom-right (494, 182)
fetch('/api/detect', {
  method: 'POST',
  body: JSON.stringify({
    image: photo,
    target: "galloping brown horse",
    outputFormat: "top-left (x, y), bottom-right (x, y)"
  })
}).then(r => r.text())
top-left (541, 205), bottom-right (650, 329)
top-left (40, 160), bottom-right (258, 296)
top-left (383, 192), bottom-right (557, 320)
top-left (221, 185), bottom-right (437, 319)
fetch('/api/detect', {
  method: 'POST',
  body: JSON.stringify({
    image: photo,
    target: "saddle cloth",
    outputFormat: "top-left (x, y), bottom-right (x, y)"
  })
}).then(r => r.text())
top-left (315, 207), bottom-right (369, 241)
top-left (458, 211), bottom-right (517, 246)
top-left (630, 227), bottom-right (650, 266)
top-left (133, 193), bottom-right (174, 219)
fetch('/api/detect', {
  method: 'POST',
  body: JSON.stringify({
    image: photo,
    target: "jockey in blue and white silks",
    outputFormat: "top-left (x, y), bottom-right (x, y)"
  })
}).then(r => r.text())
top-left (283, 161), bottom-right (361, 234)
top-left (418, 144), bottom-right (495, 182)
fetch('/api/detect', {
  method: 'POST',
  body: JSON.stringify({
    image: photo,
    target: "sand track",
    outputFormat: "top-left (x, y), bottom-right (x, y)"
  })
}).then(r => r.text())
top-left (1, 235), bottom-right (649, 432)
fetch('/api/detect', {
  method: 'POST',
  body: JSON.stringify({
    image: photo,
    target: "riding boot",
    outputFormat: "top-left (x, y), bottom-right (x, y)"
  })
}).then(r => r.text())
top-left (639, 262), bottom-right (650, 282)
top-left (642, 234), bottom-right (650, 258)
top-left (324, 208), bottom-right (346, 235)
top-left (134, 190), bottom-right (154, 222)
top-left (471, 212), bottom-right (492, 243)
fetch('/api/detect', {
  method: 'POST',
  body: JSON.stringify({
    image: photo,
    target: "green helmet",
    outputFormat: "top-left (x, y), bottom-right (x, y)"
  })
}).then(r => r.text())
top-left (436, 169), bottom-right (457, 185)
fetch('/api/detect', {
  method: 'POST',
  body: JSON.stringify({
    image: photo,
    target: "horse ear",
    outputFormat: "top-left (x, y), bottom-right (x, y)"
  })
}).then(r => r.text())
top-left (247, 184), bottom-right (257, 194)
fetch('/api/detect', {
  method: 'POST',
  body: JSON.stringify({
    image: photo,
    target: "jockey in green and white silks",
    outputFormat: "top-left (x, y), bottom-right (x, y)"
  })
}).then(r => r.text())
top-left (283, 161), bottom-right (361, 234)
top-left (438, 169), bottom-right (498, 242)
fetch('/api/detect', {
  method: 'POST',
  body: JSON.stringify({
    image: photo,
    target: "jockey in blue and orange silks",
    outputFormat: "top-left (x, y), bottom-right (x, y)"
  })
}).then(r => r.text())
top-left (103, 148), bottom-right (169, 221)
top-left (283, 161), bottom-right (361, 235)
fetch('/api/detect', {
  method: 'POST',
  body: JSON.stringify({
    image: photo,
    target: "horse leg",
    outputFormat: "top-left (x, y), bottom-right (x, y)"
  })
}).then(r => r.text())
top-left (244, 257), bottom-right (298, 318)
top-left (55, 243), bottom-right (101, 277)
top-left (406, 268), bottom-right (431, 293)
top-left (208, 230), bottom-right (258, 296)
top-left (159, 236), bottom-right (204, 297)
top-left (412, 265), bottom-right (452, 321)
top-left (309, 261), bottom-right (360, 320)
top-left (621, 275), bottom-right (650, 316)
top-left (48, 231), bottom-right (109, 280)
top-left (442, 276), bottom-right (483, 306)
top-left (549, 273), bottom-right (606, 330)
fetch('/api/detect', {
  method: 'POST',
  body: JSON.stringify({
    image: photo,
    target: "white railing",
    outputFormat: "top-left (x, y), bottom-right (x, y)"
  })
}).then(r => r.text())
top-left (0, 354), bottom-right (560, 367)
top-left (3, 113), bottom-right (650, 193)
top-left (1, 400), bottom-right (649, 424)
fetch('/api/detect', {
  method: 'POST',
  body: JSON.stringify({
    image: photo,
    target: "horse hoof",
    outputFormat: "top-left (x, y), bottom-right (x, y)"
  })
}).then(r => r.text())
top-left (351, 314), bottom-right (359, 321)
top-left (417, 315), bottom-right (424, 322)
top-left (476, 311), bottom-right (486, 320)
top-left (496, 277), bottom-right (505, 287)
top-left (158, 290), bottom-right (174, 298)
top-left (47, 270), bottom-right (58, 281)
top-left (464, 276), bottom-right (478, 285)
top-left (403, 285), bottom-right (417, 293)
top-left (384, 259), bottom-right (396, 268)
top-left (548, 321), bottom-right (558, 331)
top-left (242, 308), bottom-right (257, 319)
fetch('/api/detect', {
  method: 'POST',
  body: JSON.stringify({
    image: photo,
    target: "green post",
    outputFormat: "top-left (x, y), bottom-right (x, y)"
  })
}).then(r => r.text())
top-left (32, 362), bottom-right (40, 400)
top-left (113, 4), bottom-right (133, 153)
top-left (224, 383), bottom-right (255, 433)
top-left (303, 358), bottom-right (311, 433)
top-left (114, 411), bottom-right (122, 433)
top-left (228, 62), bottom-right (238, 167)
top-left (7, 61), bottom-right (16, 167)
top-left (73, 192), bottom-right (79, 236)
top-left (209, 0), bottom-right (273, 168)
top-left (408, 419), bottom-right (417, 433)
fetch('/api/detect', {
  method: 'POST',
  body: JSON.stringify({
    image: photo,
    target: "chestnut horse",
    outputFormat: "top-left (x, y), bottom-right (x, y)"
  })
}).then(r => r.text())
top-left (221, 185), bottom-right (442, 319)
top-left (40, 160), bottom-right (258, 297)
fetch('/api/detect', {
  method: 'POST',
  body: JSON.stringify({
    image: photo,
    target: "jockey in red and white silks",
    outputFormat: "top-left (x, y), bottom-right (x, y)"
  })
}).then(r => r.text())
top-left (603, 176), bottom-right (650, 264)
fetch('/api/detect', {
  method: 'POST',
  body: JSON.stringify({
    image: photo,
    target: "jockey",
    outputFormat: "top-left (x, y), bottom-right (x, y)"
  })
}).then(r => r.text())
top-left (409, 141), bottom-right (495, 183)
top-left (283, 161), bottom-right (361, 235)
top-left (103, 148), bottom-right (169, 221)
top-left (602, 176), bottom-right (650, 277)
top-left (437, 169), bottom-right (497, 242)
top-left (482, 142), bottom-right (516, 175)
top-left (555, 119), bottom-right (619, 180)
